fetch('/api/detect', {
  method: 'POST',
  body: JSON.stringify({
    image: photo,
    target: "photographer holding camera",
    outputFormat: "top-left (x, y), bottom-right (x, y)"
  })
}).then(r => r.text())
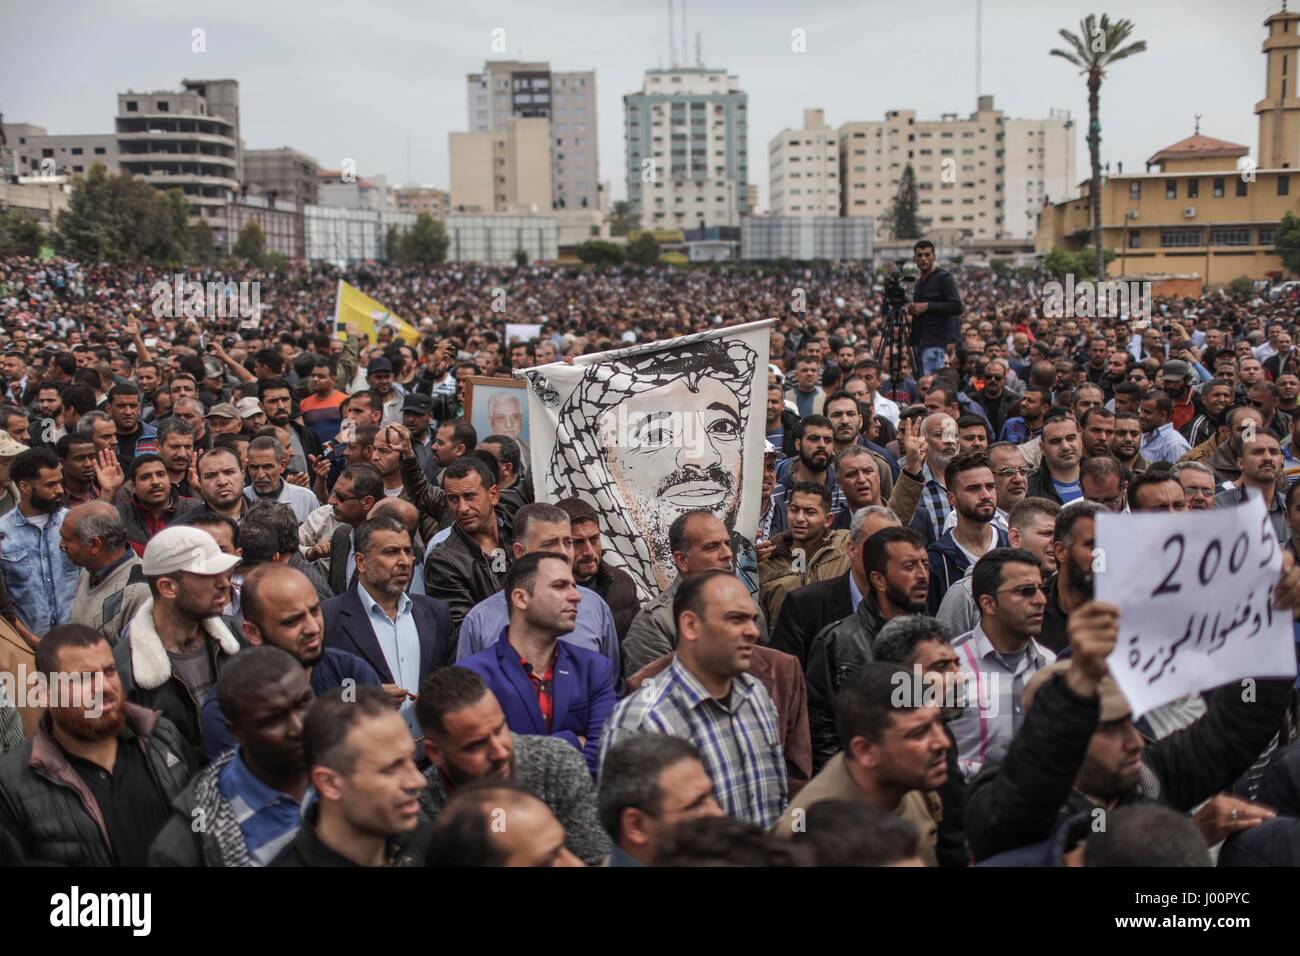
top-left (907, 239), bottom-right (964, 376)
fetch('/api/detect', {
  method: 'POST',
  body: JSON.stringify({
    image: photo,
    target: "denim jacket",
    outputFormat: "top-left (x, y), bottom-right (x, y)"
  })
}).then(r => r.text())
top-left (0, 506), bottom-right (79, 634)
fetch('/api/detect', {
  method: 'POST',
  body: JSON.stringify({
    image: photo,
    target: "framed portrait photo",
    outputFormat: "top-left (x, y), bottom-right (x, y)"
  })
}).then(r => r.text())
top-left (464, 376), bottom-right (531, 459)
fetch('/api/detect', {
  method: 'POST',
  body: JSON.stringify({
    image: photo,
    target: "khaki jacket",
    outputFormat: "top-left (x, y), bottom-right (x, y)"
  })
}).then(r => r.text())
top-left (758, 530), bottom-right (852, 626)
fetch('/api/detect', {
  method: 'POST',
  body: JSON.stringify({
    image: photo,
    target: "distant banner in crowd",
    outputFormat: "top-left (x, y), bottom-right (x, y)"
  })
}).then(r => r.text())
top-left (505, 322), bottom-right (543, 343)
top-left (333, 280), bottom-right (420, 346)
top-left (1095, 493), bottom-right (1294, 717)
top-left (519, 320), bottom-right (772, 601)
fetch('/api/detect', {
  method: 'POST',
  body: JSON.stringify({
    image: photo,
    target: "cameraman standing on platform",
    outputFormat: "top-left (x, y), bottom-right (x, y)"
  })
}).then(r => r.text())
top-left (908, 239), bottom-right (964, 377)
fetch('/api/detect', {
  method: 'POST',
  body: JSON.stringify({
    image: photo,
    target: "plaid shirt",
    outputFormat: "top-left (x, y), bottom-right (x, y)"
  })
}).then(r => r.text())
top-left (599, 657), bottom-right (787, 828)
top-left (772, 459), bottom-right (849, 526)
top-left (910, 463), bottom-right (952, 545)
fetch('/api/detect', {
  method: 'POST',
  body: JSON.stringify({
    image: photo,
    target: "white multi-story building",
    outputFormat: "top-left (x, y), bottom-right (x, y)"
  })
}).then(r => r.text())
top-left (624, 67), bottom-right (749, 230)
top-left (1003, 110), bottom-right (1076, 240)
top-left (466, 61), bottom-right (598, 211)
top-left (769, 109), bottom-right (839, 217)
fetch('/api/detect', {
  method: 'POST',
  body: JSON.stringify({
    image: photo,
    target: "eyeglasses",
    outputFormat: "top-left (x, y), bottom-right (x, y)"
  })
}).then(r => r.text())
top-left (996, 584), bottom-right (1052, 599)
top-left (992, 467), bottom-right (1034, 478)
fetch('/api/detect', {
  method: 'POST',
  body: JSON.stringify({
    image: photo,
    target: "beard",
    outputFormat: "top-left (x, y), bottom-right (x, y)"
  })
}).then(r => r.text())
top-left (957, 501), bottom-right (995, 522)
top-left (883, 579), bottom-right (927, 613)
top-left (31, 491), bottom-right (65, 513)
top-left (53, 701), bottom-right (126, 742)
top-left (1065, 556), bottom-right (1094, 599)
top-left (798, 448), bottom-right (830, 472)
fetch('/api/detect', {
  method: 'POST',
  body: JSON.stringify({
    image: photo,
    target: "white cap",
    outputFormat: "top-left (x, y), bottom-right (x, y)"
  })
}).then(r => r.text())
top-left (764, 439), bottom-right (780, 457)
top-left (142, 526), bottom-right (241, 577)
top-left (235, 397), bottom-right (263, 419)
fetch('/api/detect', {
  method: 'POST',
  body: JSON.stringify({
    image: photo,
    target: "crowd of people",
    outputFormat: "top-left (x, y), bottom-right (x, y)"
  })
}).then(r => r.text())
top-left (0, 246), bottom-right (1299, 868)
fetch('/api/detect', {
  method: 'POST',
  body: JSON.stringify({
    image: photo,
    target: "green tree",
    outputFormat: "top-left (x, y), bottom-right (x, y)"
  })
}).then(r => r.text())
top-left (609, 200), bottom-right (639, 237)
top-left (1276, 211), bottom-right (1300, 274)
top-left (1043, 246), bottom-right (1116, 279)
top-left (886, 164), bottom-right (921, 240)
top-left (189, 218), bottom-right (215, 265)
top-left (55, 165), bottom-right (192, 266)
top-left (626, 232), bottom-right (660, 266)
top-left (1051, 14), bottom-right (1147, 280)
top-left (398, 213), bottom-right (449, 266)
top-left (515, 247), bottom-right (529, 266)
top-left (234, 221), bottom-right (268, 265)
top-left (576, 240), bottom-right (625, 266)
top-left (0, 206), bottom-right (46, 257)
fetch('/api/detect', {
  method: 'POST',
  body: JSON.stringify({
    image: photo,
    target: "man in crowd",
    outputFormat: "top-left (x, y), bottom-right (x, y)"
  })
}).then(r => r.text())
top-left (415, 666), bottom-right (611, 864)
top-left (1139, 390), bottom-right (1192, 464)
top-left (425, 457), bottom-right (513, 639)
top-left (107, 383), bottom-right (156, 466)
top-left (312, 463), bottom-right (383, 594)
top-left (182, 447), bottom-right (250, 523)
top-left (1036, 501), bottom-right (1106, 653)
top-left (1174, 460), bottom-right (1217, 510)
top-left (759, 482), bottom-right (850, 626)
top-left (598, 733), bottom-right (724, 867)
top-left (1025, 414), bottom-right (1083, 505)
top-left (1110, 410), bottom-right (1150, 476)
top-left (805, 526), bottom-right (930, 771)
top-left (115, 525), bottom-right (243, 763)
top-left (1216, 429), bottom-right (1290, 544)
top-left (56, 434), bottom-right (100, 510)
top-left (156, 417), bottom-right (197, 499)
top-left (911, 412), bottom-right (958, 544)
top-left (977, 360), bottom-right (1014, 438)
top-left (245, 436), bottom-right (320, 523)
top-left (149, 646), bottom-right (313, 866)
top-left (775, 661), bottom-right (947, 866)
top-left (456, 503), bottom-right (621, 673)
top-left (949, 548), bottom-right (1057, 778)
top-left (300, 357), bottom-right (348, 446)
top-left (118, 454), bottom-right (197, 556)
top-left (999, 385), bottom-right (1050, 445)
top-left (600, 569), bottom-right (787, 828)
top-left (0, 624), bottom-right (190, 866)
top-left (927, 452), bottom-right (1008, 614)
top-left (259, 378), bottom-right (322, 474)
top-left (458, 552), bottom-right (616, 775)
top-left (555, 497), bottom-right (640, 643)
top-left (62, 500), bottom-right (151, 642)
top-left (1079, 456), bottom-right (1128, 513)
top-left (0, 447), bottom-right (80, 637)
top-left (1079, 407), bottom-right (1116, 460)
top-left (271, 688), bottom-right (430, 866)
top-left (323, 516), bottom-right (454, 736)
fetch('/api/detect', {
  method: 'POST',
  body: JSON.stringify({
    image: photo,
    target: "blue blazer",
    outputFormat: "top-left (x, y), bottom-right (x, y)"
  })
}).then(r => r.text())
top-left (459, 633), bottom-right (616, 775)
top-left (322, 587), bottom-right (454, 688)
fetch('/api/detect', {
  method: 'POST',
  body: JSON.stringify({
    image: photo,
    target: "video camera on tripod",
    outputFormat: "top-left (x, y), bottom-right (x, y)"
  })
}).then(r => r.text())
top-left (876, 263), bottom-right (918, 397)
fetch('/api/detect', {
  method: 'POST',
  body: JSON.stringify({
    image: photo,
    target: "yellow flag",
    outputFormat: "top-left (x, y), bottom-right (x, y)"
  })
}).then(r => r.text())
top-left (333, 280), bottom-right (420, 346)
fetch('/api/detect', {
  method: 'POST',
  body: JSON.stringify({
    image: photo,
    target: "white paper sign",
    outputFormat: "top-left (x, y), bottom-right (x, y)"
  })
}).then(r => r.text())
top-left (505, 323), bottom-right (542, 343)
top-left (1095, 494), bottom-right (1294, 717)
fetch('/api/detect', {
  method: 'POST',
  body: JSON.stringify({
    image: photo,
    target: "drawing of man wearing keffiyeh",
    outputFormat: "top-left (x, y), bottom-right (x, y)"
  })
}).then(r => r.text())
top-left (538, 336), bottom-right (758, 601)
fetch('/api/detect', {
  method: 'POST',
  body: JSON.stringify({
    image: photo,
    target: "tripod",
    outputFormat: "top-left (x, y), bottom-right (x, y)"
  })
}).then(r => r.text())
top-left (880, 295), bottom-right (918, 403)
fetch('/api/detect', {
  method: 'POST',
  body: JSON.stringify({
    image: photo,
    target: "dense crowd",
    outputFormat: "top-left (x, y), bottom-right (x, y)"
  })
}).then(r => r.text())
top-left (0, 247), bottom-right (1299, 868)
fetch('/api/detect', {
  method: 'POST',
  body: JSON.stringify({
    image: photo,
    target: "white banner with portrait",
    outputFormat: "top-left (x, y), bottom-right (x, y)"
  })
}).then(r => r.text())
top-left (518, 320), bottom-right (773, 601)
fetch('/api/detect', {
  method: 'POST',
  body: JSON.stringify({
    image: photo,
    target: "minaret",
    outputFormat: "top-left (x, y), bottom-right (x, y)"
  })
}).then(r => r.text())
top-left (1256, 3), bottom-right (1300, 169)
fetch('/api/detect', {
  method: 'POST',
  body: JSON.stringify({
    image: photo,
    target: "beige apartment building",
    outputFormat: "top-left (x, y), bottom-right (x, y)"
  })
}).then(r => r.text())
top-left (838, 95), bottom-right (1075, 241)
top-left (393, 185), bottom-right (448, 218)
top-left (449, 116), bottom-right (554, 213)
top-left (768, 109), bottom-right (840, 217)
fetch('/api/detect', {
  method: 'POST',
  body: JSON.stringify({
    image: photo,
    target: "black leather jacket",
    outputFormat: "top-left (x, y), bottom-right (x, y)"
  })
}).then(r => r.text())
top-left (423, 509), bottom-right (515, 640)
top-left (804, 592), bottom-right (887, 772)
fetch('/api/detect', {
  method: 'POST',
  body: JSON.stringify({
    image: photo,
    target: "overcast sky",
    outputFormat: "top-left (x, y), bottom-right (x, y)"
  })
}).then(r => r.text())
top-left (0, 0), bottom-right (1282, 208)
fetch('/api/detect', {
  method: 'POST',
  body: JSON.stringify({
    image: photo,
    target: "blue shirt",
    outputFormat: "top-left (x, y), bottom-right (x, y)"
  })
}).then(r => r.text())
top-left (848, 570), bottom-right (864, 614)
top-left (456, 585), bottom-right (621, 677)
top-left (1140, 422), bottom-right (1192, 465)
top-left (360, 583), bottom-right (423, 735)
top-left (217, 748), bottom-right (303, 866)
top-left (1051, 478), bottom-right (1083, 503)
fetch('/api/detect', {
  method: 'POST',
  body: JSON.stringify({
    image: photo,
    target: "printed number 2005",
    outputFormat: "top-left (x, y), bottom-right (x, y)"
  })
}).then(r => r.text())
top-left (1151, 514), bottom-right (1277, 598)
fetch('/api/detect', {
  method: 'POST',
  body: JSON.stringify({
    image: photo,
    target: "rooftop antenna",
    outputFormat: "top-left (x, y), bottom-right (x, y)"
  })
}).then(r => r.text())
top-left (1194, 113), bottom-right (1202, 135)
top-left (695, 31), bottom-right (703, 68)
top-left (975, 0), bottom-right (982, 104)
top-left (681, 0), bottom-right (688, 68)
top-left (668, 0), bottom-right (676, 68)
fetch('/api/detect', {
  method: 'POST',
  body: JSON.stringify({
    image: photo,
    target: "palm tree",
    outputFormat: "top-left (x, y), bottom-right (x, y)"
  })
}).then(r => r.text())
top-left (1051, 14), bottom-right (1146, 280)
top-left (609, 200), bottom-right (639, 237)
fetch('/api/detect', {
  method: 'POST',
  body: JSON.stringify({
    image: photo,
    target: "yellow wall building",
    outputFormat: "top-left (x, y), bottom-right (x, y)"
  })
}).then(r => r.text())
top-left (1037, 8), bottom-right (1300, 285)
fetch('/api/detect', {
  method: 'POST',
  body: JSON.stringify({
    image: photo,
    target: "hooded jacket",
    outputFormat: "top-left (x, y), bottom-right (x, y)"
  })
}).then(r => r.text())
top-left (925, 526), bottom-right (1009, 616)
top-left (114, 599), bottom-right (244, 767)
